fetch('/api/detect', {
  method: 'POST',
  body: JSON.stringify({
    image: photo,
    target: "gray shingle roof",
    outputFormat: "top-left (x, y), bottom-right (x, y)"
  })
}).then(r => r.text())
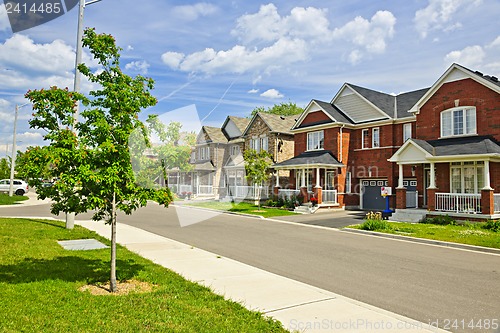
top-left (313, 100), bottom-right (353, 124)
top-left (257, 112), bottom-right (296, 134)
top-left (203, 126), bottom-right (228, 144)
top-left (274, 150), bottom-right (344, 168)
top-left (229, 116), bottom-right (251, 133)
top-left (412, 136), bottom-right (500, 156)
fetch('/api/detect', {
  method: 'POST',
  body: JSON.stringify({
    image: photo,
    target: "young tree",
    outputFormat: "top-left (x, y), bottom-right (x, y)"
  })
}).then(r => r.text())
top-left (20, 28), bottom-right (172, 292)
top-left (250, 101), bottom-right (304, 117)
top-left (243, 149), bottom-right (273, 210)
top-left (0, 158), bottom-right (9, 179)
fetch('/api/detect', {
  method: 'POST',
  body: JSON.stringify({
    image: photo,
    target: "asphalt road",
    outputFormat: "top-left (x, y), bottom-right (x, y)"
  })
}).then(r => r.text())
top-left (1, 201), bottom-right (499, 333)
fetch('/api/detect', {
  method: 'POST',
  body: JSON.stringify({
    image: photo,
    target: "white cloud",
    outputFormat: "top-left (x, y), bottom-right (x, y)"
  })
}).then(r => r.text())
top-left (125, 60), bottom-right (150, 74)
top-left (17, 131), bottom-right (43, 142)
top-left (172, 2), bottom-right (218, 21)
top-left (487, 36), bottom-right (500, 49)
top-left (414, 0), bottom-right (481, 39)
top-left (248, 89), bottom-right (259, 94)
top-left (0, 5), bottom-right (10, 31)
top-left (444, 45), bottom-right (485, 67)
top-left (260, 88), bottom-right (283, 99)
top-left (332, 11), bottom-right (396, 55)
top-left (162, 5), bottom-right (396, 74)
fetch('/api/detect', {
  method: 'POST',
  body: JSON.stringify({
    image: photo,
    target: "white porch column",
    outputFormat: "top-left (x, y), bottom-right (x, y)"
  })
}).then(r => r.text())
top-left (275, 171), bottom-right (280, 187)
top-left (301, 168), bottom-right (306, 187)
top-left (397, 163), bottom-right (404, 188)
top-left (483, 160), bottom-right (493, 190)
top-left (316, 168), bottom-right (321, 188)
top-left (428, 162), bottom-right (436, 189)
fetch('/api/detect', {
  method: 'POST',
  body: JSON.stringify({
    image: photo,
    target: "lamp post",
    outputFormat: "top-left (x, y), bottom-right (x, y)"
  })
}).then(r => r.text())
top-left (66, 0), bottom-right (102, 229)
top-left (9, 102), bottom-right (30, 197)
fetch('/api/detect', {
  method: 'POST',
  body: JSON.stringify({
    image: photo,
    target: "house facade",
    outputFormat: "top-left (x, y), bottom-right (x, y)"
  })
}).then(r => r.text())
top-left (274, 63), bottom-right (500, 219)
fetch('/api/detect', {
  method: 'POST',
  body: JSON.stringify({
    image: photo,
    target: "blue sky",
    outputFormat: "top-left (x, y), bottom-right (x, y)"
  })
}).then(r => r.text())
top-left (0, 0), bottom-right (499, 154)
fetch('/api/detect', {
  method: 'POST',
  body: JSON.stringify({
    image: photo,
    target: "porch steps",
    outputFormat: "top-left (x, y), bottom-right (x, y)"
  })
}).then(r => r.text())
top-left (294, 204), bottom-right (319, 214)
top-left (389, 209), bottom-right (428, 223)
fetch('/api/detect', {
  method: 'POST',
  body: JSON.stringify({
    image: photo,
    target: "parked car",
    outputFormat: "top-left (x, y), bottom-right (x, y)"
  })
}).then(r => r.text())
top-left (0, 179), bottom-right (29, 196)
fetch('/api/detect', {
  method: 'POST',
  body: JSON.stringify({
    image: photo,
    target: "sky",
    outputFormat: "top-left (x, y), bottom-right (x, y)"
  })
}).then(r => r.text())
top-left (0, 0), bottom-right (499, 156)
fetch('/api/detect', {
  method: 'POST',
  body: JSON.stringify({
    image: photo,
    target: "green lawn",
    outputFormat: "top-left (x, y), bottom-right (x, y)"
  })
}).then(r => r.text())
top-left (0, 193), bottom-right (29, 205)
top-left (184, 200), bottom-right (297, 218)
top-left (0, 218), bottom-right (287, 333)
top-left (348, 220), bottom-right (500, 249)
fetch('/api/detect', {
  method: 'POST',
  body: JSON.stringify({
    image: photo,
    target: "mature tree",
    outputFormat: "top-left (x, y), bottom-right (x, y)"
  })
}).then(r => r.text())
top-left (0, 158), bottom-right (9, 179)
top-left (250, 101), bottom-right (304, 117)
top-left (243, 149), bottom-right (273, 210)
top-left (20, 28), bottom-right (172, 292)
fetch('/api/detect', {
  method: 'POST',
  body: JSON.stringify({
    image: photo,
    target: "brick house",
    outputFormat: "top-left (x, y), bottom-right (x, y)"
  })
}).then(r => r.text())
top-left (389, 63), bottom-right (500, 220)
top-left (275, 63), bottom-right (500, 219)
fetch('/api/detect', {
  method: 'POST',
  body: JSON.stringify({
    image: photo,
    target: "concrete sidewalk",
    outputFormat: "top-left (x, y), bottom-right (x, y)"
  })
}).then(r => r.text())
top-left (77, 220), bottom-right (447, 333)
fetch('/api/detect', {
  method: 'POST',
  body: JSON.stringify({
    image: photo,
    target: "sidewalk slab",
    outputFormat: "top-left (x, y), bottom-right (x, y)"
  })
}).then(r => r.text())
top-left (77, 220), bottom-right (448, 333)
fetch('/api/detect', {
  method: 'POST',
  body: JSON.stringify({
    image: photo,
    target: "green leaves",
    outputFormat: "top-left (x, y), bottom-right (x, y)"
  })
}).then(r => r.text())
top-left (20, 28), bottom-right (173, 222)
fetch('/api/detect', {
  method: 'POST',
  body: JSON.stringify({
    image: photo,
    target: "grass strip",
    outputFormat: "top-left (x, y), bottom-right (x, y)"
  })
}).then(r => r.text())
top-left (0, 193), bottom-right (29, 205)
top-left (184, 200), bottom-right (297, 218)
top-left (0, 218), bottom-right (287, 333)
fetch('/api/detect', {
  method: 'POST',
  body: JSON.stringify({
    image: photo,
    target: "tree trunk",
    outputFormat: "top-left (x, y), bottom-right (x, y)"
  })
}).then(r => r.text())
top-left (110, 191), bottom-right (117, 292)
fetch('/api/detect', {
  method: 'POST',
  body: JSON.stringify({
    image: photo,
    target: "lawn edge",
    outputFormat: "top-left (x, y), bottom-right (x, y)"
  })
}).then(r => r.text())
top-left (341, 227), bottom-right (500, 255)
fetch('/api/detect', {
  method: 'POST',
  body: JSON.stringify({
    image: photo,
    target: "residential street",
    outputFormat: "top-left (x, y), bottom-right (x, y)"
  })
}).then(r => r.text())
top-left (2, 201), bottom-right (499, 332)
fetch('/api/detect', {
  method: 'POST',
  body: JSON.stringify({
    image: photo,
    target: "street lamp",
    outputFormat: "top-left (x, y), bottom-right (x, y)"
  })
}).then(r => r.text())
top-left (9, 102), bottom-right (31, 197)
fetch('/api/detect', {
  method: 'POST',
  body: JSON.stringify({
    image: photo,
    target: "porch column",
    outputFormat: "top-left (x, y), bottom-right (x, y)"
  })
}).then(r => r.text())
top-left (315, 168), bottom-right (322, 204)
top-left (300, 169), bottom-right (308, 203)
top-left (481, 189), bottom-right (494, 215)
top-left (274, 170), bottom-right (280, 196)
top-left (483, 160), bottom-right (493, 190)
top-left (429, 162), bottom-right (436, 189)
top-left (397, 163), bottom-right (404, 189)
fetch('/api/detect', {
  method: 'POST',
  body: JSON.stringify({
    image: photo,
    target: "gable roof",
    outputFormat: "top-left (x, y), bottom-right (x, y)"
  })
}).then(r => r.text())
top-left (202, 126), bottom-right (228, 144)
top-left (389, 136), bottom-right (500, 163)
top-left (410, 63), bottom-right (500, 113)
top-left (243, 112), bottom-right (296, 136)
top-left (273, 150), bottom-right (344, 169)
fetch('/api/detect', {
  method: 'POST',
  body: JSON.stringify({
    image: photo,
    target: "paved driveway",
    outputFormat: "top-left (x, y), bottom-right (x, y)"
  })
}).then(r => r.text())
top-left (272, 209), bottom-right (366, 228)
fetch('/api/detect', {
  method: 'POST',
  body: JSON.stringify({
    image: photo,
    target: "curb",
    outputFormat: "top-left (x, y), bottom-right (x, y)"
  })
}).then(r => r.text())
top-left (342, 227), bottom-right (500, 255)
top-left (171, 203), bottom-right (265, 220)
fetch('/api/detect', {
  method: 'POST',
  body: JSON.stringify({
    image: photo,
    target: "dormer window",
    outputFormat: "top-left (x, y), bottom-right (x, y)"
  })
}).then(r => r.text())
top-left (307, 130), bottom-right (324, 151)
top-left (440, 107), bottom-right (476, 138)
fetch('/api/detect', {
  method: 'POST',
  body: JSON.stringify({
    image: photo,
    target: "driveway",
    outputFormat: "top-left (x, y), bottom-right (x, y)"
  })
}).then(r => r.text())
top-left (271, 209), bottom-right (365, 228)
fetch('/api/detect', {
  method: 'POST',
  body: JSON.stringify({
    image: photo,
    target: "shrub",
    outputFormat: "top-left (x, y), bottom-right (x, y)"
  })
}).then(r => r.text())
top-left (423, 215), bottom-right (456, 225)
top-left (483, 220), bottom-right (500, 232)
top-left (360, 219), bottom-right (391, 231)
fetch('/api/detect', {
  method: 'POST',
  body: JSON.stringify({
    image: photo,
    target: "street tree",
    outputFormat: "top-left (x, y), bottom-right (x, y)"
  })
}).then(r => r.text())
top-left (250, 101), bottom-right (304, 117)
top-left (0, 158), bottom-right (9, 179)
top-left (20, 28), bottom-right (172, 292)
top-left (243, 149), bottom-right (273, 210)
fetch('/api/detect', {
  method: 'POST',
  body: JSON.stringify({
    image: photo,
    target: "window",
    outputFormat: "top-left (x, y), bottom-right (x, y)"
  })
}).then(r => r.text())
top-left (198, 146), bottom-right (209, 160)
top-left (307, 131), bottom-right (324, 151)
top-left (251, 137), bottom-right (260, 152)
top-left (296, 170), bottom-right (313, 191)
top-left (450, 161), bottom-right (484, 193)
top-left (250, 136), bottom-right (268, 152)
top-left (403, 123), bottom-right (412, 142)
top-left (345, 172), bottom-right (352, 193)
top-left (230, 145), bottom-right (240, 155)
top-left (260, 136), bottom-right (268, 152)
top-left (362, 129), bottom-right (369, 149)
top-left (372, 128), bottom-right (380, 148)
top-left (441, 107), bottom-right (476, 137)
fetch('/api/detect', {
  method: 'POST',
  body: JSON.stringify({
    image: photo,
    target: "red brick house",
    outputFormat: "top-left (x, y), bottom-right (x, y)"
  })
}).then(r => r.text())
top-left (274, 63), bottom-right (500, 219)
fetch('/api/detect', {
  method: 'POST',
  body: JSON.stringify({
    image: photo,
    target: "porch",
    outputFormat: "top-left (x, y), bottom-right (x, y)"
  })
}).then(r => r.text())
top-left (273, 150), bottom-right (345, 207)
top-left (389, 137), bottom-right (500, 220)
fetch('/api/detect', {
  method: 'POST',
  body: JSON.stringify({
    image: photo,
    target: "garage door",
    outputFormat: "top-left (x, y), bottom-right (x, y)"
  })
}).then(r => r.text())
top-left (361, 179), bottom-right (387, 211)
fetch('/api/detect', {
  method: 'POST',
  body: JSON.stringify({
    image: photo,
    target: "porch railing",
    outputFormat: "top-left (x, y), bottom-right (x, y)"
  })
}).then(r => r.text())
top-left (198, 185), bottom-right (213, 195)
top-left (494, 194), bottom-right (500, 214)
top-left (322, 190), bottom-right (338, 204)
top-left (435, 193), bottom-right (481, 214)
top-left (229, 186), bottom-right (269, 199)
top-left (406, 191), bottom-right (418, 208)
top-left (178, 185), bottom-right (193, 193)
top-left (277, 189), bottom-right (300, 200)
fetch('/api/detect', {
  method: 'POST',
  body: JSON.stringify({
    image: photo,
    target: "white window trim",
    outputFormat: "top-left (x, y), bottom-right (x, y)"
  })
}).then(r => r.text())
top-left (372, 127), bottom-right (380, 148)
top-left (307, 130), bottom-right (324, 151)
top-left (449, 161), bottom-right (484, 194)
top-left (345, 171), bottom-right (352, 193)
top-left (403, 123), bottom-right (412, 142)
top-left (440, 106), bottom-right (477, 138)
top-left (361, 129), bottom-right (369, 149)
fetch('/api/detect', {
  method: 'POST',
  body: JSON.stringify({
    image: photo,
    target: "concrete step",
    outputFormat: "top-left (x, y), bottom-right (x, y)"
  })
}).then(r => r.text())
top-left (294, 204), bottom-right (312, 214)
top-left (389, 209), bottom-right (428, 223)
